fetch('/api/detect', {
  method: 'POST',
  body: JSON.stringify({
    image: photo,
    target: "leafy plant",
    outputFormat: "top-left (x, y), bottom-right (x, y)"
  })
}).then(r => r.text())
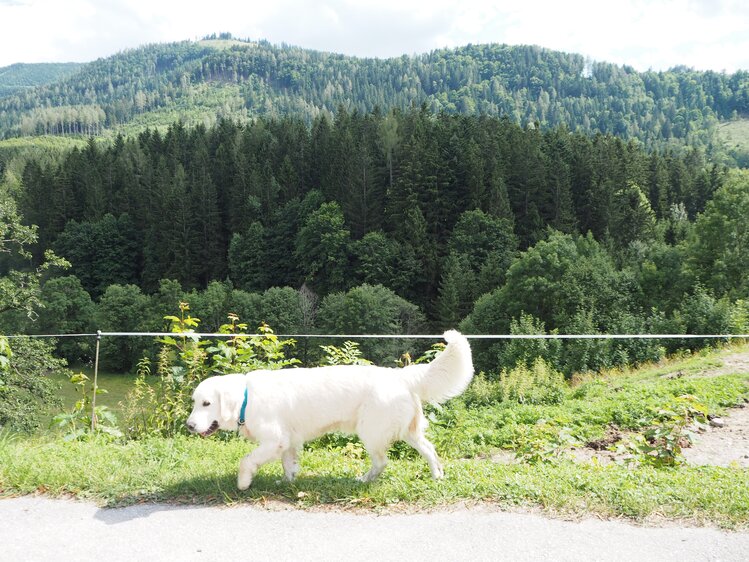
top-left (121, 306), bottom-right (300, 439)
top-left (618, 394), bottom-right (709, 467)
top-left (0, 338), bottom-right (64, 432)
top-left (52, 372), bottom-right (121, 441)
top-left (208, 318), bottom-right (300, 373)
top-left (499, 357), bottom-right (566, 405)
top-left (0, 335), bottom-right (10, 374)
top-left (512, 419), bottom-right (579, 464)
top-left (320, 340), bottom-right (372, 366)
top-left (121, 303), bottom-right (208, 439)
top-left (414, 342), bottom-right (446, 365)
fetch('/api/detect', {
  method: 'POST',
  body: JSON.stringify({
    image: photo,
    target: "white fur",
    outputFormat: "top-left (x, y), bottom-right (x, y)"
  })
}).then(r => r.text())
top-left (186, 330), bottom-right (474, 490)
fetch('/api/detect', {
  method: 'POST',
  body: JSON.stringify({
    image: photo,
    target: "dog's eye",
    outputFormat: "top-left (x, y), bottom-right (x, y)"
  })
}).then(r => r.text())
top-left (202, 401), bottom-right (211, 407)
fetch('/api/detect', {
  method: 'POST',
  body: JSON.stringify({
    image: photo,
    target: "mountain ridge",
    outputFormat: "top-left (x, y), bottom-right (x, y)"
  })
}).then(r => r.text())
top-left (1, 37), bottom-right (748, 162)
top-left (0, 62), bottom-right (84, 97)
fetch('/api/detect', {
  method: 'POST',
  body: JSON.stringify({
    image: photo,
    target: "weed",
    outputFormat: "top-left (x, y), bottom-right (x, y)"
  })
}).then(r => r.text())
top-left (51, 372), bottom-right (122, 441)
top-left (512, 419), bottom-right (579, 464)
top-left (500, 357), bottom-right (566, 405)
top-left (319, 341), bottom-right (372, 366)
top-left (617, 394), bottom-right (709, 467)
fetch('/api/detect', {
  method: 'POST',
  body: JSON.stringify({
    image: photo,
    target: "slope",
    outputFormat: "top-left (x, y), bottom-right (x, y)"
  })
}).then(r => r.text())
top-left (0, 37), bottom-right (747, 158)
top-left (0, 62), bottom-right (84, 97)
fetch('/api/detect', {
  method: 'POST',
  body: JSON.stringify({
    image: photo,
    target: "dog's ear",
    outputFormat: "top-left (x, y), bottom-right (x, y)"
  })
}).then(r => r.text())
top-left (219, 386), bottom-right (238, 423)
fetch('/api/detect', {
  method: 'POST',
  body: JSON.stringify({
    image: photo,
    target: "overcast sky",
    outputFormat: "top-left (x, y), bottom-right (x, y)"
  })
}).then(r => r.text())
top-left (1, 0), bottom-right (748, 73)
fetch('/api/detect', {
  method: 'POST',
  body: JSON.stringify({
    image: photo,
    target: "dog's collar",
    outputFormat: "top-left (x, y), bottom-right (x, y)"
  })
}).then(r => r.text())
top-left (238, 386), bottom-right (248, 428)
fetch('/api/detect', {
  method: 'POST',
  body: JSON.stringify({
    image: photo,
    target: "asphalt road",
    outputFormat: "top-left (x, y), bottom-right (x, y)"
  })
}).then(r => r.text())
top-left (2, 496), bottom-right (748, 561)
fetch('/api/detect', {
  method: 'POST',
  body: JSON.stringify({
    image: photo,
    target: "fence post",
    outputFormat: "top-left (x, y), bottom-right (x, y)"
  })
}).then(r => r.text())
top-left (91, 330), bottom-right (102, 432)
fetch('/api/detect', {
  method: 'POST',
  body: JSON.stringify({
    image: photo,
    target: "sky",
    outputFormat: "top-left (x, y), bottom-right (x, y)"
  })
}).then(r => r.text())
top-left (1, 0), bottom-right (748, 73)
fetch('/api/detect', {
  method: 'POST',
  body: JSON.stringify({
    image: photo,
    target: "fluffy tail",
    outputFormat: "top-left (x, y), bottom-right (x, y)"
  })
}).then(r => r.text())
top-left (403, 330), bottom-right (474, 404)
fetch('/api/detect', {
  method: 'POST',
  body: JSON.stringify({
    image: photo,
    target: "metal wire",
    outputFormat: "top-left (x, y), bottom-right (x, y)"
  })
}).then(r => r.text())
top-left (2, 331), bottom-right (749, 340)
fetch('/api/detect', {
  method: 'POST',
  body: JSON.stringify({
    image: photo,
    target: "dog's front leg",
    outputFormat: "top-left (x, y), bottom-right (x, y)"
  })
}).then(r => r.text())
top-left (237, 440), bottom-right (285, 490)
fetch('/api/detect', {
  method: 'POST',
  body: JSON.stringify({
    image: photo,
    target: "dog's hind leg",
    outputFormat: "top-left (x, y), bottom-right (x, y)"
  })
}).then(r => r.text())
top-left (281, 446), bottom-right (301, 481)
top-left (404, 398), bottom-right (444, 479)
top-left (358, 444), bottom-right (388, 483)
top-left (237, 438), bottom-right (286, 490)
top-left (357, 425), bottom-right (392, 482)
top-left (405, 432), bottom-right (444, 479)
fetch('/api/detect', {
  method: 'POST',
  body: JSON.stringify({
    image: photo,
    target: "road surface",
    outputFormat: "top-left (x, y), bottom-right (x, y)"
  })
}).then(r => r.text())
top-left (2, 496), bottom-right (749, 561)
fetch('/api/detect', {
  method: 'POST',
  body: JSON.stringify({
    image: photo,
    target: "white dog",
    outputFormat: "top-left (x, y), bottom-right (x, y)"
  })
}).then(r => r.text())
top-left (186, 330), bottom-right (473, 490)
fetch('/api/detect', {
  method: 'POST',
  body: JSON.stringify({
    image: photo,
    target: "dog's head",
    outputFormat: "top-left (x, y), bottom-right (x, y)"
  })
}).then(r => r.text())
top-left (186, 375), bottom-right (244, 436)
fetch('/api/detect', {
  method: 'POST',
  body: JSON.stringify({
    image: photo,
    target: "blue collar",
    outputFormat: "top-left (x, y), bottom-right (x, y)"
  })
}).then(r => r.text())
top-left (238, 386), bottom-right (248, 428)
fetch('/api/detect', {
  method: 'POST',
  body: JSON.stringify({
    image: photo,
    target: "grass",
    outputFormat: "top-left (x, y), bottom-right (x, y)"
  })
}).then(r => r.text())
top-left (38, 368), bottom-right (150, 432)
top-left (717, 118), bottom-right (749, 165)
top-left (2, 435), bottom-right (748, 527)
top-left (2, 344), bottom-right (748, 527)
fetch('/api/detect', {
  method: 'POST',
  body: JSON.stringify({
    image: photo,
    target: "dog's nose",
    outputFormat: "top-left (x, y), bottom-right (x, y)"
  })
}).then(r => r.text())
top-left (186, 420), bottom-right (196, 432)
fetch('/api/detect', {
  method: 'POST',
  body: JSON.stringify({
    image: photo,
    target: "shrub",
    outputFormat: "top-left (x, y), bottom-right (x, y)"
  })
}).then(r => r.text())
top-left (120, 302), bottom-right (208, 439)
top-left (461, 373), bottom-right (502, 407)
top-left (0, 338), bottom-right (65, 432)
top-left (499, 357), bottom-right (566, 405)
top-left (51, 372), bottom-right (121, 441)
top-left (120, 305), bottom-right (299, 439)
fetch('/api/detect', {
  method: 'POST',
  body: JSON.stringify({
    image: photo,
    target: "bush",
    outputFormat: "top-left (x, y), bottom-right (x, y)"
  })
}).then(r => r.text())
top-left (121, 306), bottom-right (299, 439)
top-left (0, 338), bottom-right (66, 432)
top-left (461, 373), bottom-right (502, 407)
top-left (37, 275), bottom-right (96, 363)
top-left (499, 357), bottom-right (566, 405)
top-left (95, 284), bottom-right (152, 371)
top-left (497, 313), bottom-right (562, 371)
top-left (317, 284), bottom-right (425, 364)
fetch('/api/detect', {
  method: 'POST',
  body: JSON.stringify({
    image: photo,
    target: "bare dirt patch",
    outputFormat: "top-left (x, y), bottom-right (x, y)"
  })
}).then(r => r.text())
top-left (677, 349), bottom-right (749, 467)
top-left (575, 349), bottom-right (749, 467)
top-left (683, 404), bottom-right (749, 468)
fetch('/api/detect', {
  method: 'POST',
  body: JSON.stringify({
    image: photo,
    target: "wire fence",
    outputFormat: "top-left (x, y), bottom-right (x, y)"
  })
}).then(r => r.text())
top-left (4, 330), bottom-right (748, 431)
top-left (4, 331), bottom-right (749, 340)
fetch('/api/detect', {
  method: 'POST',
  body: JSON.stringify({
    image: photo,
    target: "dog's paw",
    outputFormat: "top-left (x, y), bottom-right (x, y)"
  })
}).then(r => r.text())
top-left (431, 464), bottom-right (444, 479)
top-left (237, 475), bottom-right (253, 490)
top-left (357, 472), bottom-right (377, 483)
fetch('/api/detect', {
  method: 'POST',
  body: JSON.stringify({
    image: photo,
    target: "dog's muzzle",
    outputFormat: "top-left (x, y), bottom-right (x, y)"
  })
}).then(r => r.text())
top-left (188, 420), bottom-right (219, 437)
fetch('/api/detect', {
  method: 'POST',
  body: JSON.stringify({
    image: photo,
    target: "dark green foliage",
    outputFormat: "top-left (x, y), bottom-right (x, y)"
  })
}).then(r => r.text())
top-left (497, 231), bottom-right (630, 330)
top-left (0, 62), bottom-right (83, 97)
top-left (295, 202), bottom-right (351, 294)
top-left (0, 338), bottom-right (66, 432)
top-left (317, 284), bottom-right (426, 364)
top-left (461, 231), bottom-right (668, 375)
top-left (53, 214), bottom-right (141, 298)
top-left (4, 108), bottom-right (748, 379)
top-left (228, 223), bottom-right (268, 292)
top-left (94, 284), bottom-right (152, 371)
top-left (685, 171), bottom-right (749, 298)
top-left (2, 40), bottom-right (748, 163)
top-left (36, 276), bottom-right (96, 363)
top-left (13, 110), bottom-right (720, 313)
top-left (258, 287), bottom-right (305, 335)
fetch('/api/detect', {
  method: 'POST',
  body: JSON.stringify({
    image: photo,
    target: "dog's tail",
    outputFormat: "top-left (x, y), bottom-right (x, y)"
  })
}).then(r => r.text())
top-left (402, 330), bottom-right (474, 404)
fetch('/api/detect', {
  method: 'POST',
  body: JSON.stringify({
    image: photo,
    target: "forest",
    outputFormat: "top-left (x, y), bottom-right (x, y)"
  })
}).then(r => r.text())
top-left (2, 108), bottom-right (748, 375)
top-left (1, 37), bottom-right (749, 163)
top-left (0, 62), bottom-right (83, 97)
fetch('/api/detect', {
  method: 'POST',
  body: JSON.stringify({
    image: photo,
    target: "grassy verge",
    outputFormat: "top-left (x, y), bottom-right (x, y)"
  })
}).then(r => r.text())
top-left (1, 435), bottom-right (748, 527)
top-left (2, 344), bottom-right (748, 527)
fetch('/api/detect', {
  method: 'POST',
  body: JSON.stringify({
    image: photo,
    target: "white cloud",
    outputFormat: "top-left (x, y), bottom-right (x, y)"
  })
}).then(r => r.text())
top-left (1, 0), bottom-right (747, 72)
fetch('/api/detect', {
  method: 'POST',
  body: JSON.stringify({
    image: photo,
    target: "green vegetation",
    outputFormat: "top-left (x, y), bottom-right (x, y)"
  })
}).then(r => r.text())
top-left (3, 109), bottom-right (748, 376)
top-left (1, 38), bottom-right (748, 161)
top-left (717, 118), bottom-right (749, 167)
top-left (1, 344), bottom-right (747, 527)
top-left (0, 62), bottom-right (83, 97)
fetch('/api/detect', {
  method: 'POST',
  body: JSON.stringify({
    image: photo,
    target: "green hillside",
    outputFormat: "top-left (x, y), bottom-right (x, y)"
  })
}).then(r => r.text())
top-left (0, 62), bottom-right (84, 97)
top-left (717, 118), bottom-right (749, 167)
top-left (1, 38), bottom-right (747, 161)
